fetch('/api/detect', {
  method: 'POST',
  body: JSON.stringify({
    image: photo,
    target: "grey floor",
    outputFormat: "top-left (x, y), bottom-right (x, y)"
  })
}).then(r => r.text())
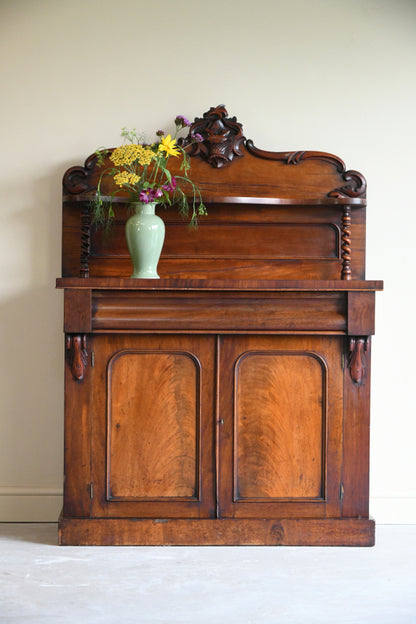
top-left (0, 524), bottom-right (415, 624)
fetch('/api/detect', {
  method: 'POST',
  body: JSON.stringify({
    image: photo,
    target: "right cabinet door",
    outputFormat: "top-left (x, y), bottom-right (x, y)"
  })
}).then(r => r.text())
top-left (218, 336), bottom-right (344, 519)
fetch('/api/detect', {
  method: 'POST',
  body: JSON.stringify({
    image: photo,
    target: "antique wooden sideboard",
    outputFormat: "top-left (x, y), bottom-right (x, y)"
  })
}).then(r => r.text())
top-left (57, 106), bottom-right (382, 545)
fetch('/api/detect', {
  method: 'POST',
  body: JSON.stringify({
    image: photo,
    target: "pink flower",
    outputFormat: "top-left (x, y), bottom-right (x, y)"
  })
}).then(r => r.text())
top-left (162, 176), bottom-right (177, 193)
top-left (139, 190), bottom-right (152, 203)
top-left (139, 188), bottom-right (164, 202)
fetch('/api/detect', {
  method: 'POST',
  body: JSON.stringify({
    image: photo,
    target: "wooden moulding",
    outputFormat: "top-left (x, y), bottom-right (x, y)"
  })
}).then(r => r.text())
top-left (58, 516), bottom-right (375, 547)
top-left (91, 291), bottom-right (347, 333)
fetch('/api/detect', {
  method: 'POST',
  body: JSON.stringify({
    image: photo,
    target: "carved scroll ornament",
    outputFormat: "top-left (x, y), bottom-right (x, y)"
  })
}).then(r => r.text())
top-left (63, 153), bottom-right (98, 195)
top-left (328, 169), bottom-right (367, 199)
top-left (287, 157), bottom-right (366, 198)
top-left (348, 337), bottom-right (370, 384)
top-left (245, 144), bottom-right (367, 199)
top-left (181, 105), bottom-right (245, 168)
top-left (66, 335), bottom-right (88, 381)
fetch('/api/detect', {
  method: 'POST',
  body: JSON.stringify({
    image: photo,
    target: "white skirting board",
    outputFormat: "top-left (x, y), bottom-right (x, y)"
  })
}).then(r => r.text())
top-left (0, 489), bottom-right (415, 524)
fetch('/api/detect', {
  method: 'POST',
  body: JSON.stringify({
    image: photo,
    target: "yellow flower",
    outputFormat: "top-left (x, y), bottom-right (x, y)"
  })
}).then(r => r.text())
top-left (158, 134), bottom-right (180, 157)
top-left (114, 171), bottom-right (140, 187)
top-left (136, 145), bottom-right (154, 166)
top-left (114, 171), bottom-right (130, 186)
top-left (110, 144), bottom-right (154, 167)
top-left (110, 146), bottom-right (129, 167)
top-left (129, 173), bottom-right (140, 184)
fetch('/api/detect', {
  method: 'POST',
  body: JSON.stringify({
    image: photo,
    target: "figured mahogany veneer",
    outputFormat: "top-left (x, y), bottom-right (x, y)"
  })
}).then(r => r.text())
top-left (107, 350), bottom-right (199, 500)
top-left (58, 106), bottom-right (382, 546)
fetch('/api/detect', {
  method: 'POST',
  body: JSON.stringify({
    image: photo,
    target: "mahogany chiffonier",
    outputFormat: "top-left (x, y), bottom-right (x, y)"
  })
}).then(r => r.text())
top-left (57, 106), bottom-right (382, 546)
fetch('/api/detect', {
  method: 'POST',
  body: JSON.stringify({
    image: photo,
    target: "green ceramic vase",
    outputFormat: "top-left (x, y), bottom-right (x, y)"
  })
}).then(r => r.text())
top-left (125, 202), bottom-right (165, 279)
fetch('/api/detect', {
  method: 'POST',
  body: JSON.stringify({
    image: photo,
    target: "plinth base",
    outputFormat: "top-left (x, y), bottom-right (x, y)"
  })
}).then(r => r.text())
top-left (59, 515), bottom-right (375, 546)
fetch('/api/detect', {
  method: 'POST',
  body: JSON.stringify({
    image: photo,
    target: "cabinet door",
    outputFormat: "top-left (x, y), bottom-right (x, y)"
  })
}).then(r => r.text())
top-left (218, 336), bottom-right (343, 518)
top-left (90, 334), bottom-right (216, 518)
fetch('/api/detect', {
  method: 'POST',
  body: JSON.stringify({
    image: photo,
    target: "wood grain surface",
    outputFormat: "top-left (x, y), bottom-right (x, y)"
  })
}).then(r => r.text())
top-left (218, 336), bottom-right (343, 519)
top-left (59, 516), bottom-right (375, 546)
top-left (235, 352), bottom-right (325, 499)
top-left (90, 334), bottom-right (216, 519)
top-left (107, 351), bottom-right (199, 500)
top-left (59, 106), bottom-right (381, 545)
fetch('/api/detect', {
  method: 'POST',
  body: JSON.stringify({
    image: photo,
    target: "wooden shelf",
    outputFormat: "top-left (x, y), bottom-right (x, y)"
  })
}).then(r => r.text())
top-left (64, 193), bottom-right (367, 206)
top-left (57, 277), bottom-right (383, 291)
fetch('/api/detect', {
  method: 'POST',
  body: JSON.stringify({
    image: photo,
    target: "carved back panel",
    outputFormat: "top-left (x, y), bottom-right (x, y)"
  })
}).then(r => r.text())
top-left (62, 105), bottom-right (367, 280)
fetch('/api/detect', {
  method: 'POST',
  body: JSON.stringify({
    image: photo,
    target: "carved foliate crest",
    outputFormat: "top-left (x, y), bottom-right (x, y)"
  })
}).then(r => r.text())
top-left (181, 105), bottom-right (245, 168)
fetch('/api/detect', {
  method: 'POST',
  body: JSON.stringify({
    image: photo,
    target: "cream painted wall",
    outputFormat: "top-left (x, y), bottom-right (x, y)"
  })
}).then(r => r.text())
top-left (0, 0), bottom-right (415, 523)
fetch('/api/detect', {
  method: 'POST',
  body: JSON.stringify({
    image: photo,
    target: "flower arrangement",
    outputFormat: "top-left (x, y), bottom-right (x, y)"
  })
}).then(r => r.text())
top-left (92, 115), bottom-right (207, 228)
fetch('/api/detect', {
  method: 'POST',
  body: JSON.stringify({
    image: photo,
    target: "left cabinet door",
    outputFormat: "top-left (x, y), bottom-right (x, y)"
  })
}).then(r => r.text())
top-left (90, 334), bottom-right (216, 519)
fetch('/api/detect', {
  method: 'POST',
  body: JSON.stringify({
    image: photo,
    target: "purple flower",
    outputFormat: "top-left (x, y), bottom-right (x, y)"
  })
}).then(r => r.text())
top-left (139, 190), bottom-right (152, 203)
top-left (191, 132), bottom-right (204, 143)
top-left (156, 129), bottom-right (165, 137)
top-left (175, 115), bottom-right (191, 128)
top-left (162, 176), bottom-right (177, 193)
top-left (139, 188), bottom-right (164, 203)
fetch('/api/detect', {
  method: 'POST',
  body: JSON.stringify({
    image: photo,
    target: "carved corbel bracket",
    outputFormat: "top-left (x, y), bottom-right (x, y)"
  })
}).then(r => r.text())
top-left (348, 337), bottom-right (370, 384)
top-left (66, 334), bottom-right (88, 381)
top-left (181, 105), bottom-right (245, 168)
